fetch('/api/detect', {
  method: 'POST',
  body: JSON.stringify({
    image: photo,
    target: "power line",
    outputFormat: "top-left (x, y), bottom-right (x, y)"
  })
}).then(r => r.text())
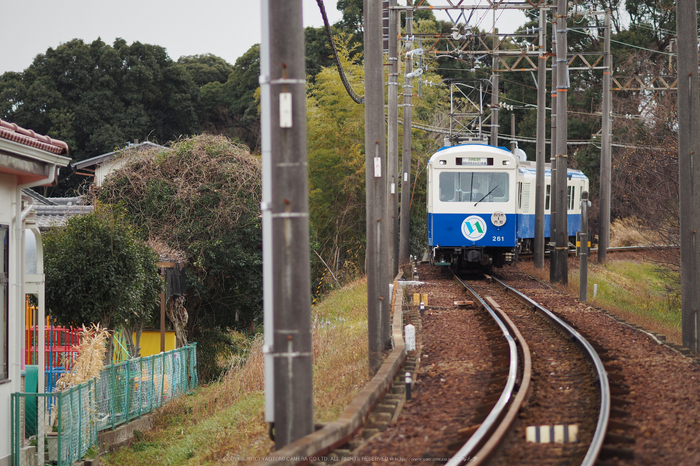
top-left (315, 0), bottom-right (365, 104)
top-left (398, 119), bottom-right (665, 151)
top-left (569, 27), bottom-right (674, 56)
top-left (636, 22), bottom-right (676, 37)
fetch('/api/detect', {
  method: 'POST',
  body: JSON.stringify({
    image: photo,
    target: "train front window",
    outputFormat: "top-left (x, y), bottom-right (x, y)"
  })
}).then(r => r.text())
top-left (439, 172), bottom-right (509, 203)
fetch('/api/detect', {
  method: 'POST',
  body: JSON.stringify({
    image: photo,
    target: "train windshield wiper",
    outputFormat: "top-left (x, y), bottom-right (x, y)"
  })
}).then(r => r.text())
top-left (474, 185), bottom-right (499, 206)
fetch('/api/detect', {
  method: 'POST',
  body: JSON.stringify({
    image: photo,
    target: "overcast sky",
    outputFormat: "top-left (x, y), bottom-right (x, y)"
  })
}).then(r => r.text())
top-left (0, 1), bottom-right (525, 75)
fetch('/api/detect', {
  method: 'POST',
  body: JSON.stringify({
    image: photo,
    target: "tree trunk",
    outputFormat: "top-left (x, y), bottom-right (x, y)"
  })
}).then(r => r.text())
top-left (122, 324), bottom-right (143, 358)
top-left (166, 295), bottom-right (188, 348)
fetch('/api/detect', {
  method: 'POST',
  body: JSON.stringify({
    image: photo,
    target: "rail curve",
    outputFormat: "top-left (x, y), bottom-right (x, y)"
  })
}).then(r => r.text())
top-left (483, 275), bottom-right (610, 466)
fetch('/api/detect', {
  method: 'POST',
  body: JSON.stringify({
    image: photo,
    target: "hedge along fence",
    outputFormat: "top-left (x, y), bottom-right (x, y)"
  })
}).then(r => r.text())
top-left (11, 344), bottom-right (198, 466)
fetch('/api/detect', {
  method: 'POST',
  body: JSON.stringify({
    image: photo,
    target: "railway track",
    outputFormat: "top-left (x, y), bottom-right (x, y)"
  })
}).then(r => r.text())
top-left (337, 267), bottom-right (611, 465)
top-left (449, 274), bottom-right (610, 465)
top-left (256, 259), bottom-right (700, 465)
top-left (517, 244), bottom-right (678, 260)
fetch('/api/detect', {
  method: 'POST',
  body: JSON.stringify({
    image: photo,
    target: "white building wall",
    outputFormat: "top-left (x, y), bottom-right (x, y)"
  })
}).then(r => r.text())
top-left (0, 173), bottom-right (20, 466)
top-left (95, 158), bottom-right (128, 187)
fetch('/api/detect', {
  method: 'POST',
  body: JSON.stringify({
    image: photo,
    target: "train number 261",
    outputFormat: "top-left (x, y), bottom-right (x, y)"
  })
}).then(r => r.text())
top-left (492, 236), bottom-right (505, 242)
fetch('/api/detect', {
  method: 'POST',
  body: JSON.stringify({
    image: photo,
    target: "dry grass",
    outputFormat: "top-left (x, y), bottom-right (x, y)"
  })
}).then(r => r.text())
top-left (50, 324), bottom-right (110, 431)
top-left (518, 256), bottom-right (682, 346)
top-left (104, 278), bottom-right (369, 465)
top-left (55, 324), bottom-right (110, 391)
top-left (610, 217), bottom-right (664, 247)
top-left (311, 279), bottom-right (369, 422)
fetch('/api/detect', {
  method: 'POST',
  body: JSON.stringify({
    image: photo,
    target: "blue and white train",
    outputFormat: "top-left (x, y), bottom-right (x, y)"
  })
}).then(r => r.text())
top-left (427, 143), bottom-right (589, 269)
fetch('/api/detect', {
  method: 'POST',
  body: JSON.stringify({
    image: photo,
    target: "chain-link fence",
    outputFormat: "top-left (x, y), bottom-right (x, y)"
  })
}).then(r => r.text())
top-left (11, 344), bottom-right (197, 466)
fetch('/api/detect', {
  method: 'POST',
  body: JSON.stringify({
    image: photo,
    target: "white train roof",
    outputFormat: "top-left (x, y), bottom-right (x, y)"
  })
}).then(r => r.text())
top-left (429, 144), bottom-right (588, 180)
top-left (518, 164), bottom-right (588, 180)
top-left (429, 143), bottom-right (516, 167)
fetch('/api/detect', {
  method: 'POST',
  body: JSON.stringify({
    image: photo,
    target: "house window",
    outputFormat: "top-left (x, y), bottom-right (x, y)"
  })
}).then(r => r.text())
top-left (1, 225), bottom-right (7, 381)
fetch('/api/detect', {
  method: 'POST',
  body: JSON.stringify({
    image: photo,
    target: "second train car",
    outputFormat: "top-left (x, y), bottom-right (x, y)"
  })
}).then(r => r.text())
top-left (427, 142), bottom-right (589, 270)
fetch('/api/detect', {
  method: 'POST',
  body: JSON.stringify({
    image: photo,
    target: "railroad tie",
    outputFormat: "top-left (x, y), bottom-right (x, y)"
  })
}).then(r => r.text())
top-left (526, 424), bottom-right (579, 443)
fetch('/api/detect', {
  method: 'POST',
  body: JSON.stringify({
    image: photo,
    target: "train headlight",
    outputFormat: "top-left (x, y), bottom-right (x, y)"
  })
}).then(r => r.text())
top-left (491, 211), bottom-right (506, 227)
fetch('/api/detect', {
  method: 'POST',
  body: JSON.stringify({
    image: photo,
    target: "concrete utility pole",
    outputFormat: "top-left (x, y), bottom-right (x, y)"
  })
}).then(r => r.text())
top-left (677, 0), bottom-right (700, 353)
top-left (598, 10), bottom-right (612, 264)
top-left (365, 0), bottom-right (390, 373)
top-left (549, 19), bottom-right (558, 283)
top-left (552, 0), bottom-right (569, 284)
top-left (399, 1), bottom-right (414, 266)
top-left (534, 7), bottom-right (546, 268)
top-left (490, 36), bottom-right (500, 146)
top-left (260, 0), bottom-right (314, 448)
top-left (579, 191), bottom-right (590, 302)
top-left (388, 0), bottom-right (399, 278)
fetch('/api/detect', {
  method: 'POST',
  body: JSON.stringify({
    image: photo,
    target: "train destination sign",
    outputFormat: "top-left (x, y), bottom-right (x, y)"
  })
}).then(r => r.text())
top-left (456, 157), bottom-right (494, 166)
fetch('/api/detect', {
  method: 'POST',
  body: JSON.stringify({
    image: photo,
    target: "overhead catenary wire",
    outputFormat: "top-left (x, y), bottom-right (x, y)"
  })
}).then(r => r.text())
top-left (313, 1), bottom-right (669, 148)
top-left (396, 118), bottom-right (666, 151)
top-left (568, 27), bottom-right (675, 56)
top-left (315, 0), bottom-right (365, 104)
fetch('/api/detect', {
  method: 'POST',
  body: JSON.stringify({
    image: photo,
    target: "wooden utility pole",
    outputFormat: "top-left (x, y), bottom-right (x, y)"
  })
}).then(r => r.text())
top-left (677, 0), bottom-right (700, 353)
top-left (598, 10), bottom-right (612, 264)
top-left (388, 0), bottom-right (399, 277)
top-left (365, 0), bottom-right (389, 373)
top-left (552, 0), bottom-right (569, 284)
top-left (260, 0), bottom-right (314, 447)
top-left (534, 7), bottom-right (546, 268)
top-left (399, 1), bottom-right (414, 266)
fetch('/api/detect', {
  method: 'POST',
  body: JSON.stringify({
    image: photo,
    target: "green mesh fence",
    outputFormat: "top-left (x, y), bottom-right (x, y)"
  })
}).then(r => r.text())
top-left (11, 344), bottom-right (197, 466)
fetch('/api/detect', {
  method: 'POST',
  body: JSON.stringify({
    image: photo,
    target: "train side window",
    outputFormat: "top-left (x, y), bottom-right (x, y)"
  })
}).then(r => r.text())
top-left (518, 182), bottom-right (523, 208)
top-left (579, 186), bottom-right (583, 209)
top-left (545, 184), bottom-right (551, 210)
top-left (567, 185), bottom-right (574, 211)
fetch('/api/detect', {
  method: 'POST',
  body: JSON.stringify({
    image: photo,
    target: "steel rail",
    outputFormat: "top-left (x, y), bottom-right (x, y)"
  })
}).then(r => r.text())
top-left (490, 276), bottom-right (610, 466)
top-left (590, 244), bottom-right (679, 253)
top-left (468, 295), bottom-right (533, 465)
top-left (517, 244), bottom-right (679, 260)
top-left (445, 276), bottom-right (521, 466)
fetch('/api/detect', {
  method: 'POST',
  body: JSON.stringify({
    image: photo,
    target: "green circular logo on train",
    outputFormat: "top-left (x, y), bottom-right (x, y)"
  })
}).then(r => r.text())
top-left (461, 215), bottom-right (487, 241)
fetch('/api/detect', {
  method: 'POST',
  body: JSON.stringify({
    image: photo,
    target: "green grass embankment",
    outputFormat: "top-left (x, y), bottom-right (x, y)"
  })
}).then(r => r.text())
top-left (105, 279), bottom-right (369, 465)
top-left (521, 256), bottom-right (682, 345)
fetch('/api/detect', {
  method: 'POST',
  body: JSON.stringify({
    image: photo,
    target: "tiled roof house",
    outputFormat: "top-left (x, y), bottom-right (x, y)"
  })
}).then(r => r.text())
top-left (72, 141), bottom-right (167, 187)
top-left (22, 190), bottom-right (93, 229)
top-left (0, 119), bottom-right (70, 465)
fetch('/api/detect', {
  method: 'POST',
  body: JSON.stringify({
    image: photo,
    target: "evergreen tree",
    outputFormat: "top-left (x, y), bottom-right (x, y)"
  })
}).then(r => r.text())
top-left (0, 38), bottom-right (199, 163)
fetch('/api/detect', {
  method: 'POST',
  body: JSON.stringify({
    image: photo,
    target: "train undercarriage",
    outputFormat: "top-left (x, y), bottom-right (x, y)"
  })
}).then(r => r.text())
top-left (431, 245), bottom-right (517, 272)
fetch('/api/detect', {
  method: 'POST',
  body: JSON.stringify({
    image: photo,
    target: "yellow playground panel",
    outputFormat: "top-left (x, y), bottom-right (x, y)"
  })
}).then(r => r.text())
top-left (139, 330), bottom-right (176, 356)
